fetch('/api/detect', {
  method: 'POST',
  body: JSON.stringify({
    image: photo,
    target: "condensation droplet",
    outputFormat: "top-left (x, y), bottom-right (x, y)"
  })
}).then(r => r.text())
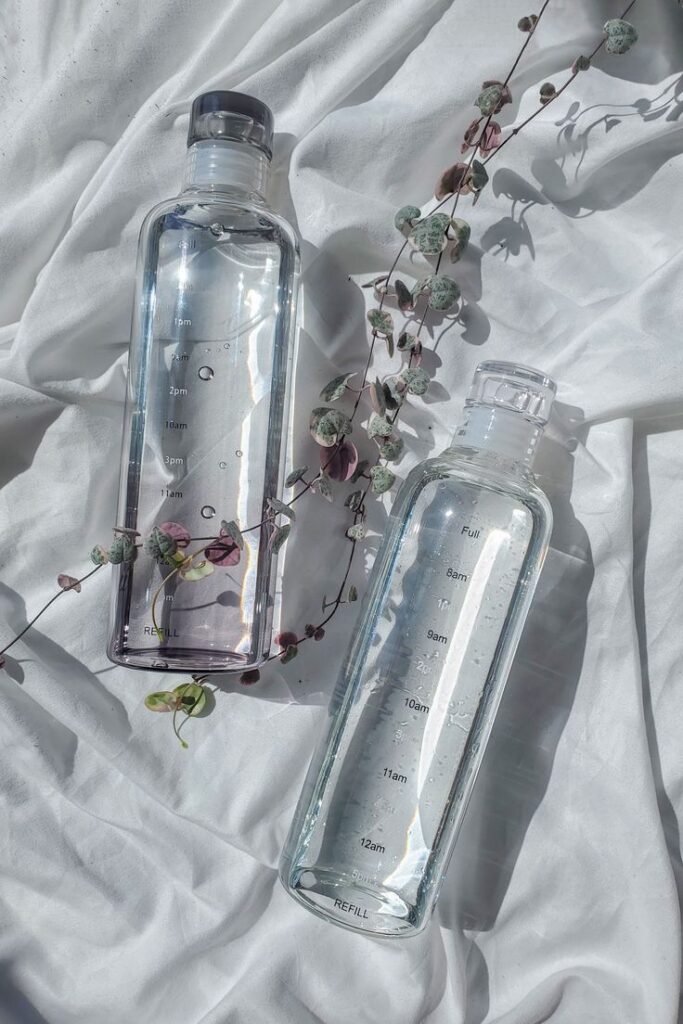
top-left (201, 505), bottom-right (216, 519)
top-left (198, 365), bottom-right (214, 381)
top-left (209, 222), bottom-right (223, 237)
top-left (223, 342), bottom-right (230, 349)
top-left (219, 461), bottom-right (227, 470)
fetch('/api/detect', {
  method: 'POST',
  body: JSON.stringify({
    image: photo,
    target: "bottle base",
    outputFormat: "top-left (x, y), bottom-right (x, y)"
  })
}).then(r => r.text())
top-left (280, 864), bottom-right (427, 938)
top-left (107, 643), bottom-right (262, 673)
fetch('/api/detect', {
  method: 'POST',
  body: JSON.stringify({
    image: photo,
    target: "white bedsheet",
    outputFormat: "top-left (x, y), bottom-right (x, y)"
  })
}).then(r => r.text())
top-left (1, 0), bottom-right (682, 1021)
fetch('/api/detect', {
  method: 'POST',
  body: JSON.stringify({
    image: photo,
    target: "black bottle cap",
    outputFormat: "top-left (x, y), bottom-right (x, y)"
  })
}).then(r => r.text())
top-left (187, 91), bottom-right (274, 159)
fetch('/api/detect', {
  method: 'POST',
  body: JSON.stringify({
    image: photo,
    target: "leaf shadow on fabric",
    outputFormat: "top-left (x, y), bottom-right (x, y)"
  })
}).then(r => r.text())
top-left (0, 582), bottom-right (132, 746)
top-left (436, 404), bottom-right (594, 1023)
top-left (481, 77), bottom-right (683, 263)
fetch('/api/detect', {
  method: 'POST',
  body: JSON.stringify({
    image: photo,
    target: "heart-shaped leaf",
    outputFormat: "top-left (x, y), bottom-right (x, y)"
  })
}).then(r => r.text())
top-left (369, 376), bottom-right (386, 416)
top-left (220, 519), bottom-right (244, 550)
top-left (378, 435), bottom-right (405, 462)
top-left (401, 367), bottom-right (430, 396)
top-left (394, 205), bottom-right (421, 235)
top-left (436, 163), bottom-right (472, 200)
top-left (367, 412), bottom-right (393, 440)
top-left (409, 213), bottom-right (450, 255)
top-left (144, 691), bottom-right (178, 713)
top-left (270, 523), bottom-right (291, 553)
top-left (345, 489), bottom-right (363, 512)
top-left (173, 683), bottom-right (207, 717)
top-left (367, 309), bottom-right (394, 336)
top-left (603, 18), bottom-right (637, 54)
top-left (321, 440), bottom-right (359, 482)
top-left (471, 160), bottom-right (489, 193)
top-left (317, 475), bottom-right (334, 502)
top-left (346, 524), bottom-right (366, 541)
top-left (267, 497), bottom-right (295, 521)
top-left (280, 643), bottom-right (298, 664)
top-left (57, 574), bottom-right (81, 593)
top-left (370, 466), bottom-right (396, 494)
top-left (417, 275), bottom-right (461, 312)
top-left (320, 372), bottom-right (356, 402)
top-left (394, 278), bottom-right (414, 312)
top-left (90, 545), bottom-right (110, 566)
top-left (310, 407), bottom-right (352, 447)
top-left (108, 535), bottom-right (137, 565)
top-left (285, 466), bottom-right (308, 488)
top-left (348, 585), bottom-right (358, 602)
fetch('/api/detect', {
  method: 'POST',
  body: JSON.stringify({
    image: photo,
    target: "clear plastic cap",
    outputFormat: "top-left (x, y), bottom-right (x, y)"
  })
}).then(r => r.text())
top-left (187, 91), bottom-right (274, 159)
top-left (466, 360), bottom-right (556, 425)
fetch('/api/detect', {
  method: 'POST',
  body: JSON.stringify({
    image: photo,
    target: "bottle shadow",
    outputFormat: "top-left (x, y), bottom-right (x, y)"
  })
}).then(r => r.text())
top-left (435, 403), bottom-right (594, 1022)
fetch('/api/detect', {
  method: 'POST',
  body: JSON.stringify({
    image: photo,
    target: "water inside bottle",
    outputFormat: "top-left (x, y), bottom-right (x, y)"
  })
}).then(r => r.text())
top-left (286, 473), bottom-right (540, 933)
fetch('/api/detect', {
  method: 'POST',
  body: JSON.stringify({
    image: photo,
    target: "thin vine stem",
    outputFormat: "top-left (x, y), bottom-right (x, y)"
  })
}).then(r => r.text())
top-left (484, 0), bottom-right (638, 165)
top-left (0, 564), bottom-right (104, 660)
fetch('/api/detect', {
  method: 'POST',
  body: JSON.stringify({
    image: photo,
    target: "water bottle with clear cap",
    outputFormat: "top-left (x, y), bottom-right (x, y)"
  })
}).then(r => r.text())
top-left (108, 92), bottom-right (300, 672)
top-left (280, 360), bottom-right (555, 936)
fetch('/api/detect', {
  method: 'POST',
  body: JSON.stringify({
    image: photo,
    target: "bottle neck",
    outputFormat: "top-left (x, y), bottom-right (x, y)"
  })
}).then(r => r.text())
top-left (451, 405), bottom-right (542, 470)
top-left (182, 140), bottom-right (270, 200)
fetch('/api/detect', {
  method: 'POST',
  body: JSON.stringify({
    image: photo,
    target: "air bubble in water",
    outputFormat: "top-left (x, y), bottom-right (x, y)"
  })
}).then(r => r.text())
top-left (198, 365), bottom-right (214, 381)
top-left (201, 505), bottom-right (216, 519)
top-left (209, 222), bottom-right (223, 237)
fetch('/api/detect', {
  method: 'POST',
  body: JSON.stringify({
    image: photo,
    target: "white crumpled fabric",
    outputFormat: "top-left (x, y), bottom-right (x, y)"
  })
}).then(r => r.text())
top-left (1, 0), bottom-right (682, 1021)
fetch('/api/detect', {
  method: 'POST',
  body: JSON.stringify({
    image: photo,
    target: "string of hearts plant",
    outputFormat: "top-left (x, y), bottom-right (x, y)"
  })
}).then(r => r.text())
top-left (0, 3), bottom-right (640, 747)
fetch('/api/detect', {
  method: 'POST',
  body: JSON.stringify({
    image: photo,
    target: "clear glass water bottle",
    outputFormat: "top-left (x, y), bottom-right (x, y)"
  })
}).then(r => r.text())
top-left (280, 361), bottom-right (555, 936)
top-left (108, 92), bottom-right (300, 672)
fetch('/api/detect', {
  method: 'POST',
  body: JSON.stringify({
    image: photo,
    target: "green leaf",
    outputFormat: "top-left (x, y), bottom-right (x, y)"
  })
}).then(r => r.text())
top-left (379, 435), bottom-right (405, 462)
top-left (180, 559), bottom-right (215, 582)
top-left (348, 585), bottom-right (359, 602)
top-left (267, 498), bottom-right (295, 522)
top-left (385, 333), bottom-right (394, 359)
top-left (367, 309), bottom-right (394, 336)
top-left (394, 278), bottom-right (414, 312)
top-left (173, 683), bottom-right (207, 717)
top-left (449, 217), bottom-right (471, 262)
top-left (285, 466), bottom-right (308, 488)
top-left (603, 18), bottom-right (637, 54)
top-left (394, 205), bottom-right (421, 234)
top-left (90, 544), bottom-right (110, 566)
top-left (367, 412), bottom-right (393, 440)
top-left (397, 330), bottom-right (419, 352)
top-left (280, 643), bottom-right (298, 664)
top-left (220, 519), bottom-right (244, 550)
top-left (417, 275), bottom-right (461, 312)
top-left (108, 535), bottom-right (137, 565)
top-left (345, 489), bottom-right (363, 512)
top-left (317, 475), bottom-right (333, 502)
top-left (471, 160), bottom-right (489, 193)
top-left (346, 524), bottom-right (366, 541)
top-left (370, 466), bottom-right (396, 494)
top-left (271, 524), bottom-right (291, 553)
top-left (369, 376), bottom-right (386, 417)
top-left (144, 691), bottom-right (178, 713)
top-left (310, 407), bottom-right (352, 447)
top-left (320, 372), bottom-right (356, 402)
top-left (401, 367), bottom-right (430, 396)
top-left (409, 214), bottom-right (450, 256)
top-left (476, 84), bottom-right (503, 116)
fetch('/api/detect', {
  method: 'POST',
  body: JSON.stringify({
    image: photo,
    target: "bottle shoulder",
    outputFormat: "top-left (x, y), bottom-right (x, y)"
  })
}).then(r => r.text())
top-left (139, 193), bottom-right (299, 254)
top-left (398, 449), bottom-right (552, 526)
